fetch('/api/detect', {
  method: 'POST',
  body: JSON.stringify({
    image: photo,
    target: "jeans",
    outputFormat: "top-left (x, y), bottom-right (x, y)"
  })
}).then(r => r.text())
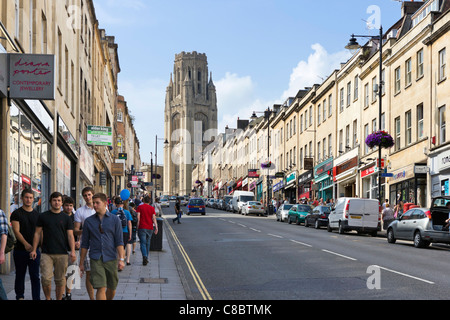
top-left (13, 249), bottom-right (41, 300)
top-left (138, 229), bottom-right (153, 259)
top-left (0, 278), bottom-right (7, 300)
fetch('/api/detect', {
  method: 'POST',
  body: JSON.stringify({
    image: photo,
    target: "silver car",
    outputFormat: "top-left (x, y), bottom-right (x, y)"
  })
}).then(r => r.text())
top-left (387, 196), bottom-right (450, 248)
top-left (276, 204), bottom-right (293, 222)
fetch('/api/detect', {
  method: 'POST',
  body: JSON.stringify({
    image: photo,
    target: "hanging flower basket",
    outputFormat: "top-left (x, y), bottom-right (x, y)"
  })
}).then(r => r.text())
top-left (205, 178), bottom-right (213, 183)
top-left (365, 131), bottom-right (395, 149)
top-left (261, 161), bottom-right (273, 169)
top-left (195, 180), bottom-right (202, 185)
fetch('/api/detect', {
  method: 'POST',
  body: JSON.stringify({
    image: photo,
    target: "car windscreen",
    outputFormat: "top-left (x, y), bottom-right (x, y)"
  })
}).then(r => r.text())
top-left (298, 205), bottom-right (312, 213)
top-left (239, 196), bottom-right (254, 203)
top-left (321, 206), bottom-right (331, 213)
top-left (248, 202), bottom-right (261, 205)
top-left (282, 205), bottom-right (293, 210)
top-left (190, 199), bottom-right (204, 205)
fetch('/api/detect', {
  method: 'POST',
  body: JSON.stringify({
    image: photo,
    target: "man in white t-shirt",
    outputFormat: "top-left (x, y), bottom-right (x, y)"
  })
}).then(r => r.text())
top-left (74, 187), bottom-right (96, 300)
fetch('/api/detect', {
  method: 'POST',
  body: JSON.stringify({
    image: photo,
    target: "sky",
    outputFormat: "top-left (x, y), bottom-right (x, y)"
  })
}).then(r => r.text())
top-left (92, 0), bottom-right (405, 165)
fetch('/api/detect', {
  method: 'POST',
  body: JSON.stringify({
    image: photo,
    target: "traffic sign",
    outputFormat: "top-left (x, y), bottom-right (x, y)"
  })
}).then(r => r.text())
top-left (381, 173), bottom-right (394, 178)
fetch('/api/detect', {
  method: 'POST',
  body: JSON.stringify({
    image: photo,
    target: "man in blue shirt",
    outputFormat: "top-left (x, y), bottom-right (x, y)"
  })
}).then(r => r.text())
top-left (79, 193), bottom-right (124, 300)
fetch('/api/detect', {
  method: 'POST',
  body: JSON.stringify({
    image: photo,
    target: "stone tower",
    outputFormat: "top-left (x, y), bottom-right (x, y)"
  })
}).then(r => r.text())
top-left (164, 52), bottom-right (218, 196)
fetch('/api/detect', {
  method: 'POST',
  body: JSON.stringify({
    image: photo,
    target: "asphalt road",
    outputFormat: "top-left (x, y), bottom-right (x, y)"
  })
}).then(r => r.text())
top-left (163, 203), bottom-right (450, 300)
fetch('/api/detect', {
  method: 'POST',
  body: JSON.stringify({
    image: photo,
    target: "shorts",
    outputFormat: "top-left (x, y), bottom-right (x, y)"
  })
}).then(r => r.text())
top-left (89, 257), bottom-right (119, 290)
top-left (40, 253), bottom-right (69, 287)
top-left (123, 232), bottom-right (129, 246)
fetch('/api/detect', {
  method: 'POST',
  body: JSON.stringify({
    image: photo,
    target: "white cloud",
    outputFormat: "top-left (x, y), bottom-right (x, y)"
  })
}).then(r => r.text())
top-left (280, 43), bottom-right (352, 100)
top-left (216, 44), bottom-right (351, 132)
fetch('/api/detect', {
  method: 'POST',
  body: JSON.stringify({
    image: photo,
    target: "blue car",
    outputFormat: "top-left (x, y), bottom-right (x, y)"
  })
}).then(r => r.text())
top-left (187, 198), bottom-right (206, 215)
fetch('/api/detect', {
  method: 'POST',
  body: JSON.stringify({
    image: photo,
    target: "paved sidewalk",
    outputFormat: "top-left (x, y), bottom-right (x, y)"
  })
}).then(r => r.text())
top-left (1, 218), bottom-right (188, 301)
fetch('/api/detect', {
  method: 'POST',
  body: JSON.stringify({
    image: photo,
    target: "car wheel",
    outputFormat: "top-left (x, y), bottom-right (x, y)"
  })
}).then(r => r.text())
top-left (338, 222), bottom-right (345, 234)
top-left (288, 216), bottom-right (292, 224)
top-left (314, 219), bottom-right (320, 229)
top-left (414, 231), bottom-right (429, 248)
top-left (327, 223), bottom-right (332, 232)
top-left (304, 218), bottom-right (309, 227)
top-left (387, 228), bottom-right (396, 244)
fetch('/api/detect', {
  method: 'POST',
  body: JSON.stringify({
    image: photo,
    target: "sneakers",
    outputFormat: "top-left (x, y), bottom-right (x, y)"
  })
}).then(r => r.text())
top-left (143, 256), bottom-right (148, 266)
top-left (62, 293), bottom-right (72, 300)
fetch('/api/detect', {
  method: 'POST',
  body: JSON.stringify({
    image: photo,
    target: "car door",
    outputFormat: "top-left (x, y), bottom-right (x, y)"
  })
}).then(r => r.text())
top-left (396, 210), bottom-right (414, 240)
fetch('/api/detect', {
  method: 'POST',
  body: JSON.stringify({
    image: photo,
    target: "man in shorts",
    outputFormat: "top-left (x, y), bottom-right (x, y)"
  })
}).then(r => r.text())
top-left (30, 192), bottom-right (76, 300)
top-left (79, 193), bottom-right (125, 300)
top-left (74, 187), bottom-right (96, 300)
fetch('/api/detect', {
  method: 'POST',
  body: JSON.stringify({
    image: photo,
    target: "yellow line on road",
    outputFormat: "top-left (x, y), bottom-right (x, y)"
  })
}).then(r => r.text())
top-left (165, 220), bottom-right (212, 300)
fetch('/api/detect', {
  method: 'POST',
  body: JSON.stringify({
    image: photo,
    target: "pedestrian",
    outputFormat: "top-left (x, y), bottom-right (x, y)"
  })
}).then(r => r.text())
top-left (382, 203), bottom-right (395, 230)
top-left (153, 197), bottom-right (162, 217)
top-left (136, 195), bottom-right (158, 266)
top-left (128, 202), bottom-right (138, 255)
top-left (79, 193), bottom-right (125, 300)
top-left (0, 208), bottom-right (9, 300)
top-left (172, 197), bottom-right (182, 224)
top-left (111, 197), bottom-right (132, 266)
top-left (62, 196), bottom-right (78, 300)
top-left (74, 186), bottom-right (96, 300)
top-left (10, 189), bottom-right (41, 300)
top-left (10, 193), bottom-right (19, 214)
top-left (30, 192), bottom-right (76, 300)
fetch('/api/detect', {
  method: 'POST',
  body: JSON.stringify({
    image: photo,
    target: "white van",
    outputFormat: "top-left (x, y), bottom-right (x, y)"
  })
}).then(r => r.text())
top-left (327, 198), bottom-right (380, 236)
top-left (232, 191), bottom-right (255, 214)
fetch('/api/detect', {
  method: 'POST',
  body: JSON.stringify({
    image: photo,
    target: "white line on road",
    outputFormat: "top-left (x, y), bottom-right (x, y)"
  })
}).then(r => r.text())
top-left (290, 240), bottom-right (312, 247)
top-left (250, 228), bottom-right (261, 232)
top-left (268, 234), bottom-right (283, 239)
top-left (322, 249), bottom-right (357, 261)
top-left (374, 265), bottom-right (435, 285)
top-left (238, 223), bottom-right (247, 228)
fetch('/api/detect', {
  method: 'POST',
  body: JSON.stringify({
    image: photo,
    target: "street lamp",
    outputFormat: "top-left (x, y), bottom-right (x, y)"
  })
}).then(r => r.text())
top-left (346, 26), bottom-right (384, 204)
top-left (251, 108), bottom-right (275, 216)
top-left (154, 135), bottom-right (168, 201)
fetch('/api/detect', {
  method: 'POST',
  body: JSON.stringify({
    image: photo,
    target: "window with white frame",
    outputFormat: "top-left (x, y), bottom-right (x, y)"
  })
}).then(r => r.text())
top-left (328, 94), bottom-right (332, 117)
top-left (364, 83), bottom-right (369, 107)
top-left (353, 120), bottom-right (358, 148)
top-left (364, 124), bottom-right (369, 154)
top-left (117, 111), bottom-right (123, 122)
top-left (405, 110), bottom-right (412, 145)
top-left (439, 48), bottom-right (446, 81)
top-left (405, 58), bottom-right (412, 86)
top-left (340, 88), bottom-right (344, 112)
top-left (417, 104), bottom-right (424, 139)
top-left (395, 117), bottom-right (401, 151)
top-left (417, 49), bottom-right (424, 78)
top-left (347, 82), bottom-right (351, 106)
top-left (439, 106), bottom-right (446, 144)
top-left (354, 75), bottom-right (359, 100)
top-left (372, 76), bottom-right (377, 102)
top-left (395, 67), bottom-right (401, 93)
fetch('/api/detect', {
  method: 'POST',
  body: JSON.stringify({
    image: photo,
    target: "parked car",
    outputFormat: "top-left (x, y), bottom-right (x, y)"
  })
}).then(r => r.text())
top-left (387, 196), bottom-right (450, 248)
top-left (213, 199), bottom-right (221, 209)
top-left (328, 198), bottom-right (380, 236)
top-left (180, 196), bottom-right (188, 206)
top-left (186, 198), bottom-right (206, 215)
top-left (288, 204), bottom-right (313, 225)
top-left (241, 201), bottom-right (265, 216)
top-left (222, 196), bottom-right (232, 210)
top-left (305, 205), bottom-right (331, 229)
top-left (160, 198), bottom-right (170, 207)
top-left (232, 191), bottom-right (255, 214)
top-left (276, 204), bottom-right (293, 222)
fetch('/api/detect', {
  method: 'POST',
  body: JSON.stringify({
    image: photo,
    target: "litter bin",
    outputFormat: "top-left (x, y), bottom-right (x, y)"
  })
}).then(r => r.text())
top-left (150, 218), bottom-right (163, 251)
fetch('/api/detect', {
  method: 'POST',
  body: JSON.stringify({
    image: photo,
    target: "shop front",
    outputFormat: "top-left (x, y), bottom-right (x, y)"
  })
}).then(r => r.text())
top-left (314, 158), bottom-right (333, 202)
top-left (388, 163), bottom-right (427, 207)
top-left (9, 100), bottom-right (54, 214)
top-left (298, 171), bottom-right (313, 200)
top-left (273, 180), bottom-right (285, 201)
top-left (333, 153), bottom-right (358, 199)
top-left (430, 147), bottom-right (450, 199)
top-left (284, 172), bottom-right (297, 203)
top-left (57, 115), bottom-right (78, 200)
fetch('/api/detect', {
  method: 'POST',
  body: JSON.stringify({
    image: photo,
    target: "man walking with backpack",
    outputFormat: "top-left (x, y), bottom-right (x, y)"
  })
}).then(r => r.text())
top-left (111, 198), bottom-right (132, 266)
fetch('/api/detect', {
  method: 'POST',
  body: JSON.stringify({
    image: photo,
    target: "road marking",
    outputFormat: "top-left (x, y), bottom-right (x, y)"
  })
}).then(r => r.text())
top-left (165, 220), bottom-right (212, 300)
top-left (290, 240), bottom-right (312, 247)
top-left (250, 228), bottom-right (261, 232)
top-left (374, 265), bottom-right (435, 285)
top-left (322, 249), bottom-right (357, 261)
top-left (238, 223), bottom-right (247, 228)
top-left (268, 233), bottom-right (283, 239)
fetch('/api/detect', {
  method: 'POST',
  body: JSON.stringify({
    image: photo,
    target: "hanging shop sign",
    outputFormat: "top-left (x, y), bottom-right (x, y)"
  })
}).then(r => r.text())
top-left (87, 125), bottom-right (113, 146)
top-left (9, 53), bottom-right (55, 100)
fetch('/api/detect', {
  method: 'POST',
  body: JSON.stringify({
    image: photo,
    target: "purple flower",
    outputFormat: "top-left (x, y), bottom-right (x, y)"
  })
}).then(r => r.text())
top-left (365, 131), bottom-right (395, 149)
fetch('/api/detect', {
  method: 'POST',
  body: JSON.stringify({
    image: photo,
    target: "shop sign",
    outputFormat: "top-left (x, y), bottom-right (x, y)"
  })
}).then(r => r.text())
top-left (9, 53), bottom-right (55, 100)
top-left (361, 166), bottom-right (376, 178)
top-left (273, 180), bottom-right (284, 192)
top-left (298, 171), bottom-right (313, 185)
top-left (87, 125), bottom-right (113, 146)
top-left (285, 172), bottom-right (297, 186)
top-left (248, 169), bottom-right (259, 178)
top-left (333, 156), bottom-right (358, 181)
top-left (314, 158), bottom-right (333, 178)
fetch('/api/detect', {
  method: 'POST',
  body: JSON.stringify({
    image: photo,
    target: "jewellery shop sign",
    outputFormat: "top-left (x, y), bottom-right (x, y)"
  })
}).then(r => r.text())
top-left (0, 53), bottom-right (55, 100)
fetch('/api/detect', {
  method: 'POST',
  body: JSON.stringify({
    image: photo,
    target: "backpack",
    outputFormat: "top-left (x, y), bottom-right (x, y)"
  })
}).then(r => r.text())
top-left (5, 224), bottom-right (17, 254)
top-left (117, 208), bottom-right (127, 228)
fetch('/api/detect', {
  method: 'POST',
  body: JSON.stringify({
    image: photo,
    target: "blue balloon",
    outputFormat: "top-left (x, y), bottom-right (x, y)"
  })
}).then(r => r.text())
top-left (120, 189), bottom-right (131, 201)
